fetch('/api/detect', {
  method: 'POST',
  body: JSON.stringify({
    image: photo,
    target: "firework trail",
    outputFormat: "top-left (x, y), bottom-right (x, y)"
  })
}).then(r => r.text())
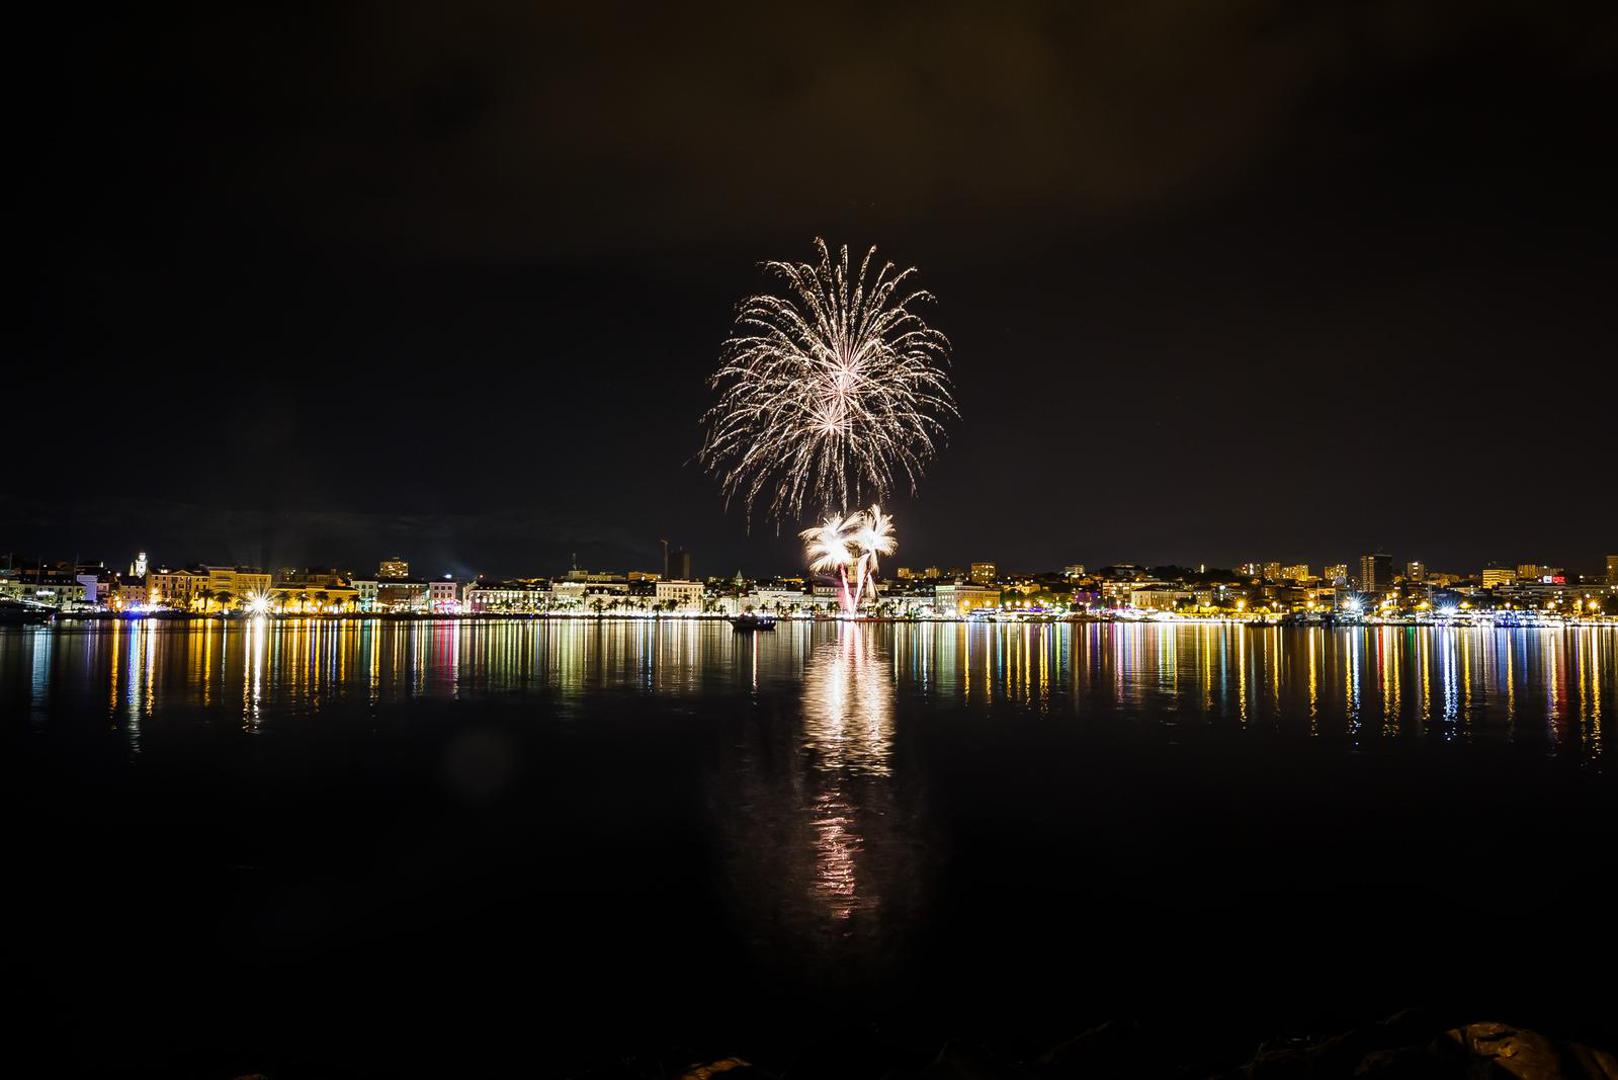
top-left (700, 238), bottom-right (956, 525)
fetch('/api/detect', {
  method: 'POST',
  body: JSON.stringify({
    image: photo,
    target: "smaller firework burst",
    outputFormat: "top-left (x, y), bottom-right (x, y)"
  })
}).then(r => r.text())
top-left (800, 504), bottom-right (895, 614)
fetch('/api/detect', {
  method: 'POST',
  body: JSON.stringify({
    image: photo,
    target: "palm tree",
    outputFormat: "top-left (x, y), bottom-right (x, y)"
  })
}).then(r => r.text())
top-left (214, 590), bottom-right (233, 614)
top-left (314, 590), bottom-right (330, 614)
top-left (193, 588), bottom-right (213, 614)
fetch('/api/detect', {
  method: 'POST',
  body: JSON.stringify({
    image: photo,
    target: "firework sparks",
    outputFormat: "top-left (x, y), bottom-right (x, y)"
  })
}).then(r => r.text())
top-left (800, 504), bottom-right (894, 613)
top-left (700, 238), bottom-right (956, 525)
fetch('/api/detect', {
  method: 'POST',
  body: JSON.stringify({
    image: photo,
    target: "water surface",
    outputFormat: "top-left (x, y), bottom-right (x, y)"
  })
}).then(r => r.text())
top-left (5, 620), bottom-right (1614, 1076)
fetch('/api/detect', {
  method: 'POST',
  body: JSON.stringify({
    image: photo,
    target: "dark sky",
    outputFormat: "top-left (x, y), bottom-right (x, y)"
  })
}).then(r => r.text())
top-left (9, 1), bottom-right (1617, 579)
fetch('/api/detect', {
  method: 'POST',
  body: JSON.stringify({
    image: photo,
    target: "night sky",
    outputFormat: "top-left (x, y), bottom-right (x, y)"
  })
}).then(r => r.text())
top-left (10, 2), bottom-right (1616, 579)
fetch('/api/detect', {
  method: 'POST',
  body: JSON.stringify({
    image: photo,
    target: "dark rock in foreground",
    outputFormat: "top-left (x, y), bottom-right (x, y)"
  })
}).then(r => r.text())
top-left (567, 1013), bottom-right (1618, 1080)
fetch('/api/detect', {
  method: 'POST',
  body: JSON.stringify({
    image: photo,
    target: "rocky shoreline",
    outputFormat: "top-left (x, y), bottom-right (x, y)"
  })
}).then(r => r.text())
top-left (559, 1012), bottom-right (1617, 1080)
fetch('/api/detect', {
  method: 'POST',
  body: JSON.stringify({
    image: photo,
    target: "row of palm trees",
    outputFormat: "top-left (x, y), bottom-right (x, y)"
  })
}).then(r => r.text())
top-left (187, 589), bottom-right (357, 614)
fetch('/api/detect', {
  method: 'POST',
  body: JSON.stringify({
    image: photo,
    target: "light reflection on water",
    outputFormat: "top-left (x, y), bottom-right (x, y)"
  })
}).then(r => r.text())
top-left (0, 620), bottom-right (1611, 766)
top-left (3, 618), bottom-right (1613, 1000)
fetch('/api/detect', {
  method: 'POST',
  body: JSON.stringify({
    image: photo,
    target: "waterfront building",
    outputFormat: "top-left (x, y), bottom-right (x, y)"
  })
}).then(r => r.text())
top-left (1130, 587), bottom-right (1191, 611)
top-left (1359, 553), bottom-right (1393, 594)
top-left (463, 580), bottom-right (549, 613)
top-left (114, 579), bottom-right (148, 610)
top-left (147, 567), bottom-right (203, 609)
top-left (376, 579), bottom-right (430, 612)
top-left (429, 579), bottom-right (460, 613)
top-left (202, 566), bottom-right (272, 608)
top-left (654, 579), bottom-right (704, 611)
top-left (378, 557), bottom-right (409, 580)
top-left (0, 573), bottom-right (91, 608)
top-left (932, 583), bottom-right (1000, 615)
top-left (352, 579), bottom-right (378, 611)
top-left (970, 562), bottom-right (997, 585)
top-left (753, 585), bottom-right (808, 613)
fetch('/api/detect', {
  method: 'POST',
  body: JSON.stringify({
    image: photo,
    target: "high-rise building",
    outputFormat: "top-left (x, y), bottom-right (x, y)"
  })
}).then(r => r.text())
top-left (895, 567), bottom-right (914, 580)
top-left (1608, 554), bottom-right (1618, 587)
top-left (1281, 564), bottom-right (1310, 582)
top-left (1262, 562), bottom-right (1283, 582)
top-left (1481, 566), bottom-right (1517, 588)
top-left (1405, 560), bottom-right (1424, 582)
top-left (970, 562), bottom-right (997, 586)
top-left (1517, 562), bottom-right (1544, 581)
top-left (379, 557), bottom-right (409, 579)
top-left (665, 547), bottom-right (693, 582)
top-left (1325, 564), bottom-right (1349, 587)
top-left (1359, 553), bottom-right (1393, 594)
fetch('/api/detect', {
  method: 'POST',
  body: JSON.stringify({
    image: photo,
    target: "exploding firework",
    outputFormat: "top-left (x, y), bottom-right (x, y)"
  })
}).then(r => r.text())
top-left (800, 504), bottom-right (894, 613)
top-left (700, 238), bottom-right (956, 525)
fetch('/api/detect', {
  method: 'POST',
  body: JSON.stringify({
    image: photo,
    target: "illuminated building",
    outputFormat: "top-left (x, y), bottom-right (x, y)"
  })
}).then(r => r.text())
top-left (352, 579), bottom-right (378, 611)
top-left (932, 583), bottom-right (1000, 615)
top-left (147, 568), bottom-right (203, 609)
top-left (127, 551), bottom-right (148, 577)
top-left (654, 580), bottom-right (704, 611)
top-left (923, 566), bottom-right (941, 579)
top-left (1281, 564), bottom-right (1310, 582)
top-left (1608, 554), bottom-right (1618, 586)
top-left (970, 562), bottom-right (997, 585)
top-left (1359, 553), bottom-right (1393, 594)
top-left (1325, 564), bottom-right (1349, 586)
top-left (1406, 560), bottom-right (1424, 582)
top-left (203, 566), bottom-right (272, 608)
top-left (1517, 562), bottom-right (1544, 581)
top-left (1063, 564), bottom-right (1086, 578)
top-left (1130, 587), bottom-right (1191, 611)
top-left (378, 557), bottom-right (409, 580)
top-left (895, 567), bottom-right (914, 579)
top-left (429, 579), bottom-right (460, 613)
top-left (1262, 562), bottom-right (1282, 582)
top-left (463, 580), bottom-right (548, 613)
top-left (377, 579), bottom-right (430, 612)
top-left (1481, 566), bottom-right (1518, 588)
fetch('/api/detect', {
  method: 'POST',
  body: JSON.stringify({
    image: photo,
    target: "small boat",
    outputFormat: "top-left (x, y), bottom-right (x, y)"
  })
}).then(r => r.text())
top-left (0, 600), bottom-right (54, 626)
top-left (730, 613), bottom-right (777, 631)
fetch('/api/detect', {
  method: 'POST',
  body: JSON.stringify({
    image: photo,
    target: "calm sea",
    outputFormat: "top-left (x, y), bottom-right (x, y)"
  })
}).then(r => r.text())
top-left (5, 620), bottom-right (1615, 1076)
